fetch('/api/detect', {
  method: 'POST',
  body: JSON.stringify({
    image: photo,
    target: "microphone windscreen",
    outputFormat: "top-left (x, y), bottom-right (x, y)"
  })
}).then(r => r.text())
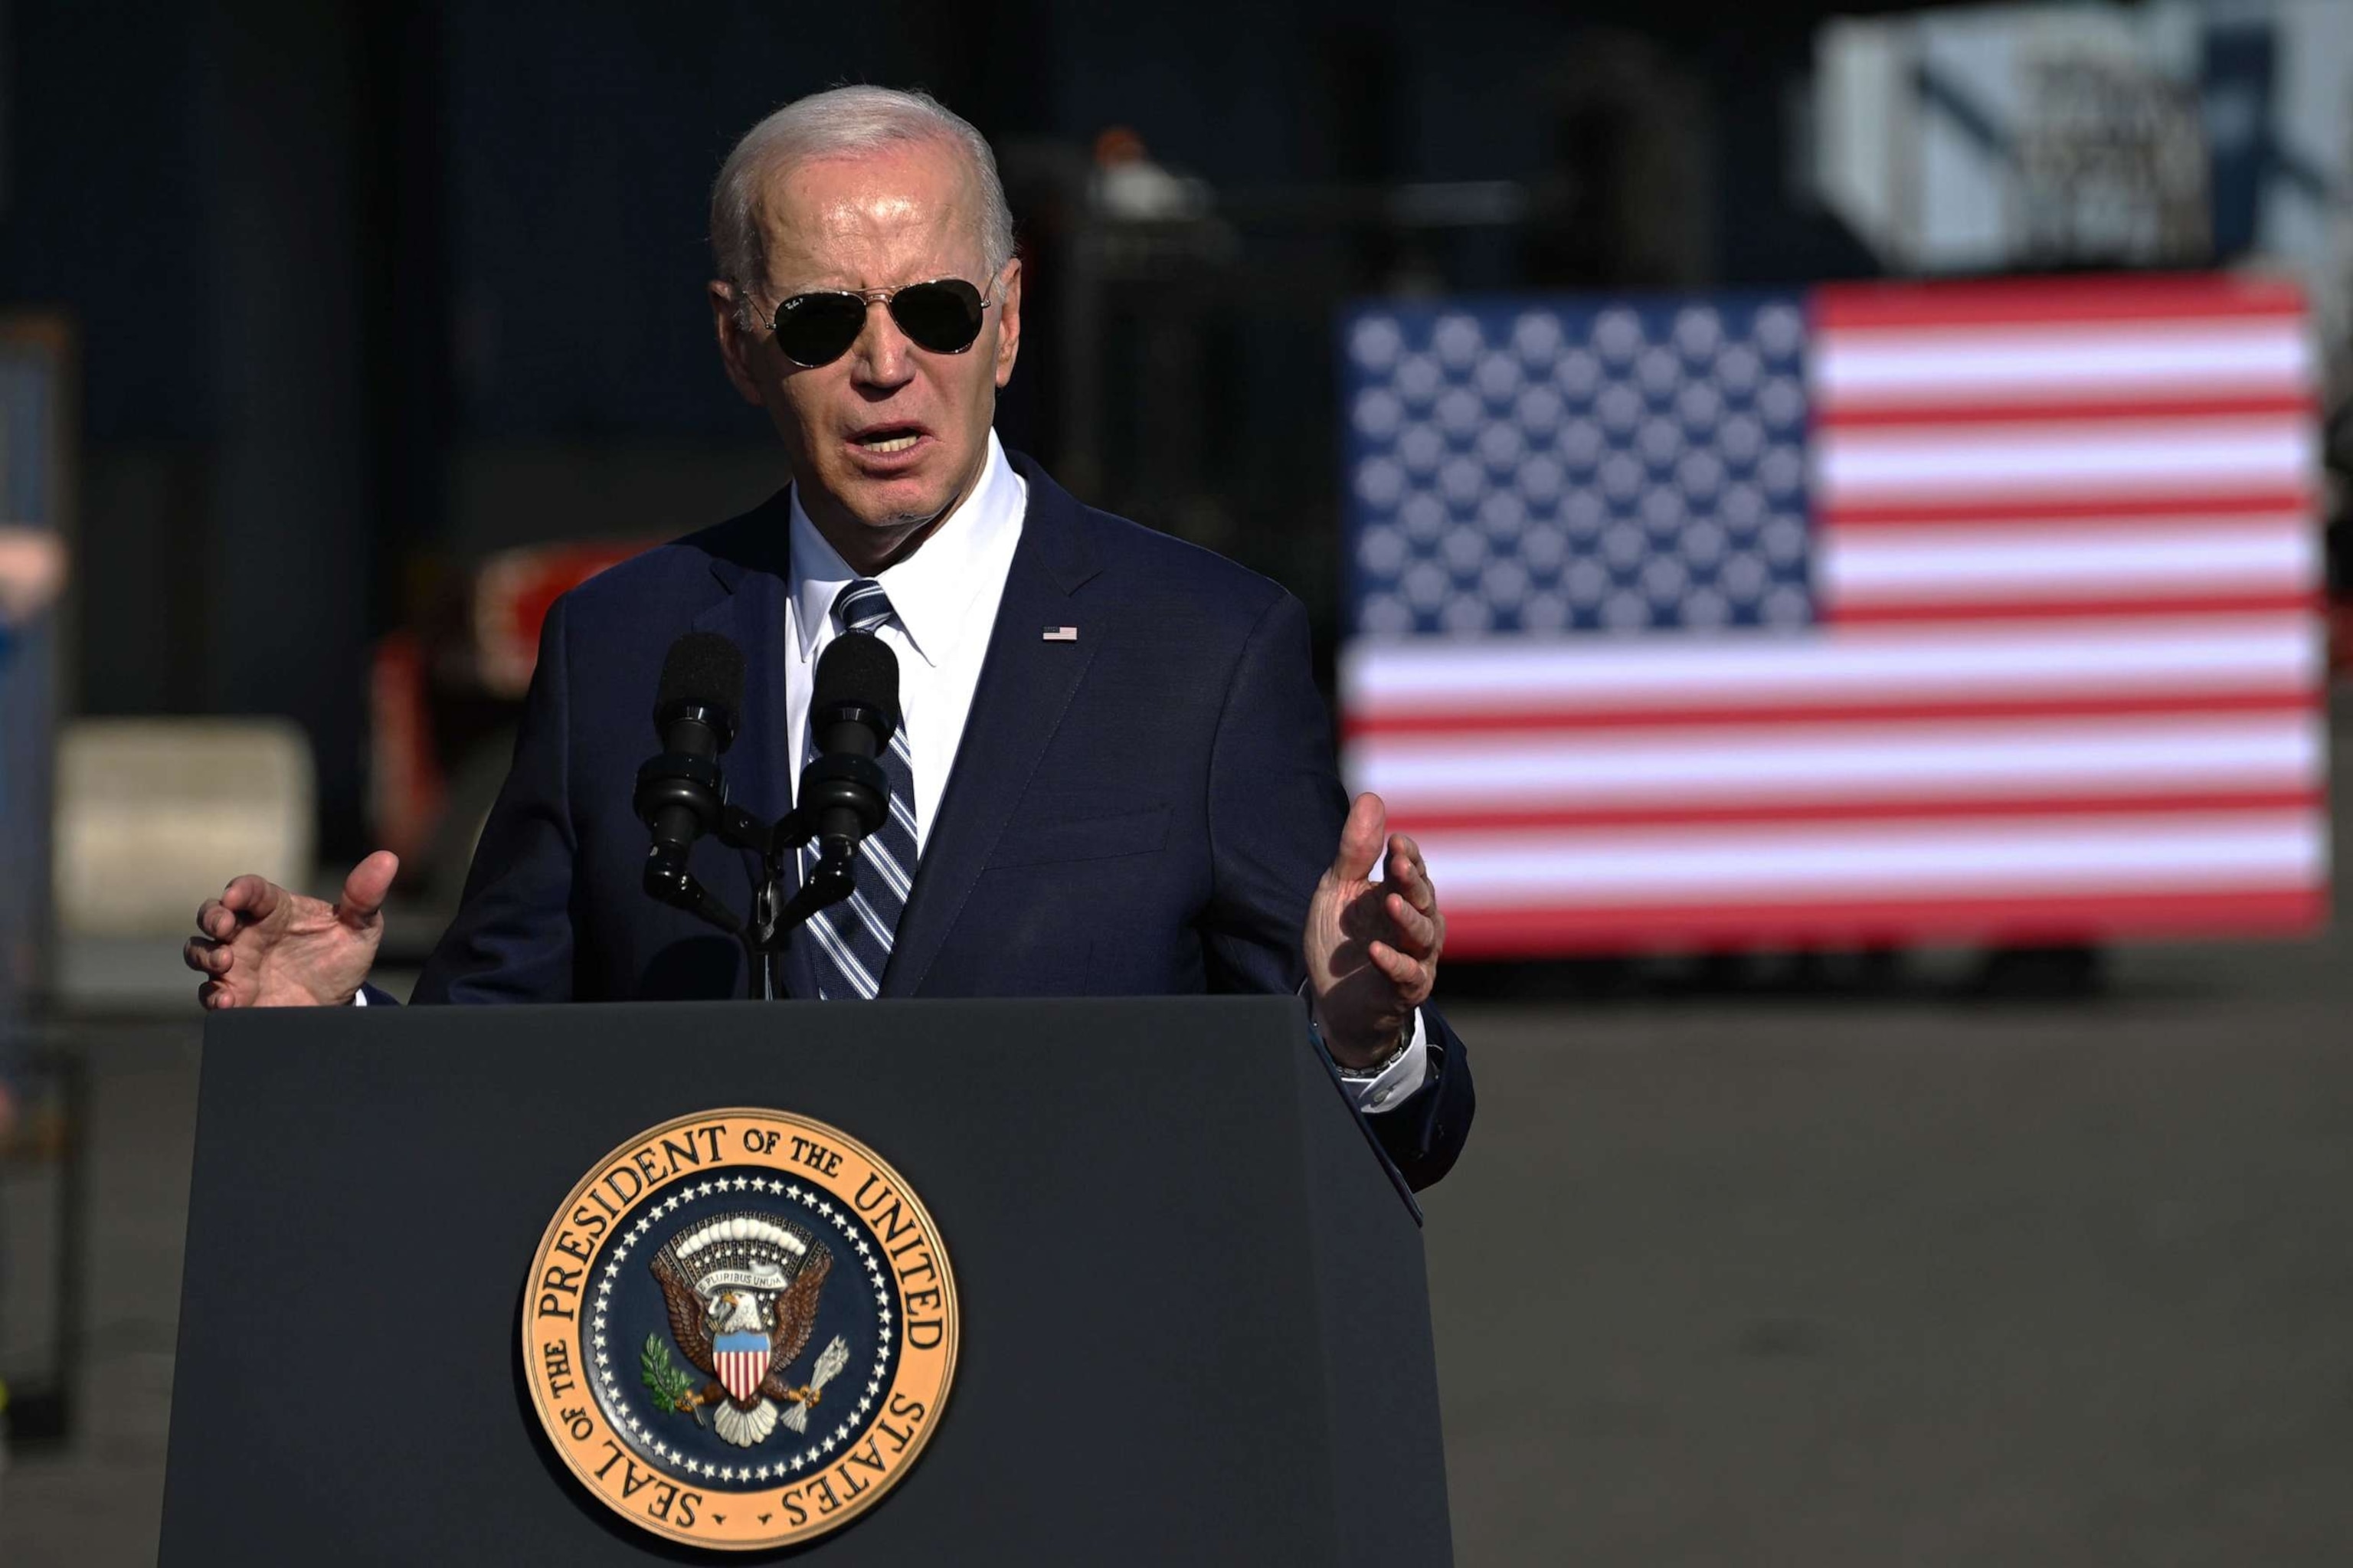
top-left (813, 630), bottom-right (902, 741)
top-left (654, 632), bottom-right (746, 727)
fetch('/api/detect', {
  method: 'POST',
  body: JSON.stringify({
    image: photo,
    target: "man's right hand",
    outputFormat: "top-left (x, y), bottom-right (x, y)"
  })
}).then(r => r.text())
top-left (183, 851), bottom-right (399, 1009)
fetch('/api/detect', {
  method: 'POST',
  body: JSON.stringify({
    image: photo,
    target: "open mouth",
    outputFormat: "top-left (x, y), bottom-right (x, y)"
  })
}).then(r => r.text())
top-left (849, 425), bottom-right (925, 456)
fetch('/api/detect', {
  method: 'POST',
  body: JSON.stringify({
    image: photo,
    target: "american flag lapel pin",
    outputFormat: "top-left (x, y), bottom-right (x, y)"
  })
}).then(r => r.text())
top-left (1042, 625), bottom-right (1078, 641)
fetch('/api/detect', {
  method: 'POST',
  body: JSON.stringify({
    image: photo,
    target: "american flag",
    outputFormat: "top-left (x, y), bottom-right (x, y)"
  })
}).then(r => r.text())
top-left (1337, 275), bottom-right (2330, 958)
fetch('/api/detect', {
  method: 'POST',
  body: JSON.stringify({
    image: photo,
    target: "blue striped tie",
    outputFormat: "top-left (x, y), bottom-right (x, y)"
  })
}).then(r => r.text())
top-left (805, 579), bottom-right (920, 1000)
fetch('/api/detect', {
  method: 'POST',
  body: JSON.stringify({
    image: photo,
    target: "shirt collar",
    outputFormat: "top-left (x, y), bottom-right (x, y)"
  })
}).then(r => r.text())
top-left (787, 429), bottom-right (1026, 667)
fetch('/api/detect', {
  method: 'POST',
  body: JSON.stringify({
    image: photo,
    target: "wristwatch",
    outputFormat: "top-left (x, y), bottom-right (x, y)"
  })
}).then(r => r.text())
top-left (1334, 1018), bottom-right (1416, 1081)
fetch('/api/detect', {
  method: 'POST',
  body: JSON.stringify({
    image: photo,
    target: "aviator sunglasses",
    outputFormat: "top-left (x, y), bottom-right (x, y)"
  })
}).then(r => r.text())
top-left (769, 277), bottom-right (991, 368)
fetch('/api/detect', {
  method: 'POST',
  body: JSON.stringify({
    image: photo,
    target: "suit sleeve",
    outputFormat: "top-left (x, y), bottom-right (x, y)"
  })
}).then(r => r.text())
top-left (411, 594), bottom-right (581, 1003)
top-left (1200, 590), bottom-right (1473, 1190)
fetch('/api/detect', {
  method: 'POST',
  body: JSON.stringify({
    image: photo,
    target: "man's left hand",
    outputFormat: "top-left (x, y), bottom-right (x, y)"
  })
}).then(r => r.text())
top-left (1304, 792), bottom-right (1445, 1070)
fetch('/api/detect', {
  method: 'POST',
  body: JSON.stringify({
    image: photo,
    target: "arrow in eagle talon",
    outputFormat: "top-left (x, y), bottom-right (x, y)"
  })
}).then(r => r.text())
top-left (808, 1335), bottom-right (850, 1393)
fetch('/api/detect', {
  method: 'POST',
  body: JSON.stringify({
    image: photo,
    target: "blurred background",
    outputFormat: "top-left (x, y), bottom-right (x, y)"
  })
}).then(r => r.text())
top-left (0, 0), bottom-right (2348, 1562)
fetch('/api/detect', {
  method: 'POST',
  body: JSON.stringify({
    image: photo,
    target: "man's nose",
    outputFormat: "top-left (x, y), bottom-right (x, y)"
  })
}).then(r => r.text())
top-left (848, 298), bottom-right (915, 389)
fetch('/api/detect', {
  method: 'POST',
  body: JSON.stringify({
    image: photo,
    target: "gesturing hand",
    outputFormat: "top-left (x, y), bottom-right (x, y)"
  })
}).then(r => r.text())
top-left (1303, 793), bottom-right (1445, 1070)
top-left (182, 851), bottom-right (400, 1010)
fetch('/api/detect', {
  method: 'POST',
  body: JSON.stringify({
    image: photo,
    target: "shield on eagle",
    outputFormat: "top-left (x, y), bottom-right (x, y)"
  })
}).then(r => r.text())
top-left (713, 1329), bottom-right (771, 1404)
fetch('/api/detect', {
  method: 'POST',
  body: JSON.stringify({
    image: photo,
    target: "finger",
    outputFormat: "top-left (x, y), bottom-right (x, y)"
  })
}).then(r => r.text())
top-left (337, 850), bottom-right (401, 927)
top-left (195, 898), bottom-right (237, 941)
top-left (1328, 793), bottom-right (1386, 883)
top-left (1385, 891), bottom-right (1438, 955)
top-left (1366, 939), bottom-right (1432, 995)
top-left (183, 936), bottom-right (232, 976)
top-left (219, 874), bottom-right (285, 922)
top-left (198, 978), bottom-right (235, 1010)
top-left (1386, 834), bottom-right (1435, 912)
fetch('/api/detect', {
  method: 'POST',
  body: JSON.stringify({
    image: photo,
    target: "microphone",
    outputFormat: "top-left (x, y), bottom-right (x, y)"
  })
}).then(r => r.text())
top-left (801, 632), bottom-right (900, 858)
top-left (633, 633), bottom-right (745, 872)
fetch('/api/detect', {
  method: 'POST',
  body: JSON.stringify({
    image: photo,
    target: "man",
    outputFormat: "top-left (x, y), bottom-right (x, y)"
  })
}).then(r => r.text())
top-left (0, 522), bottom-right (66, 1144)
top-left (182, 87), bottom-right (1472, 1189)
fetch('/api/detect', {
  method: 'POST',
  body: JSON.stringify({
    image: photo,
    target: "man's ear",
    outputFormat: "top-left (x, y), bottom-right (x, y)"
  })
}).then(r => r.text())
top-left (709, 280), bottom-right (767, 407)
top-left (992, 257), bottom-right (1023, 390)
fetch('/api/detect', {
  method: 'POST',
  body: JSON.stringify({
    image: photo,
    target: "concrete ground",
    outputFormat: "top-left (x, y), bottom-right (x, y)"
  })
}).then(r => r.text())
top-left (2, 787), bottom-right (2346, 1563)
top-left (1426, 944), bottom-right (2353, 1566)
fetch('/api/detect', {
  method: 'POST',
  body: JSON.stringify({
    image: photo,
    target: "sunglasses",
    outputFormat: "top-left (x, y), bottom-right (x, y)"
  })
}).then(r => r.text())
top-left (768, 277), bottom-right (990, 368)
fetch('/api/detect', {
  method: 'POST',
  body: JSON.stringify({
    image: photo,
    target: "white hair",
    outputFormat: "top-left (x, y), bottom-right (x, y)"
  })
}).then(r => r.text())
top-left (711, 86), bottom-right (1016, 326)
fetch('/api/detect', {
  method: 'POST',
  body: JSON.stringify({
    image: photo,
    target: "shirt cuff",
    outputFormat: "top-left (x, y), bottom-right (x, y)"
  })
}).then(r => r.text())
top-left (1301, 985), bottom-right (1432, 1115)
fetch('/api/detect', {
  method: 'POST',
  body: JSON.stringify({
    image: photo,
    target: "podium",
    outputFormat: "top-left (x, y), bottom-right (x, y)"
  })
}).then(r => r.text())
top-left (159, 997), bottom-right (1452, 1564)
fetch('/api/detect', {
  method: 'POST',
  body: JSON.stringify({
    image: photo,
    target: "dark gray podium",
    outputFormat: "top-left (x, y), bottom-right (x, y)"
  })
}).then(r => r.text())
top-left (159, 996), bottom-right (1451, 1564)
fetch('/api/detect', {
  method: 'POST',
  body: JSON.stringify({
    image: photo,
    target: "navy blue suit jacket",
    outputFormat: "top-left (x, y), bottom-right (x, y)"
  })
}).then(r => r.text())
top-left (411, 453), bottom-right (1472, 1189)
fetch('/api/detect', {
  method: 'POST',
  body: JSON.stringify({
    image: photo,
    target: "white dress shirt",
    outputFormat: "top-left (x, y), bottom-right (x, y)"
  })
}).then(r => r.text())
top-left (781, 431), bottom-right (1428, 1114)
top-left (782, 430), bottom-right (1027, 852)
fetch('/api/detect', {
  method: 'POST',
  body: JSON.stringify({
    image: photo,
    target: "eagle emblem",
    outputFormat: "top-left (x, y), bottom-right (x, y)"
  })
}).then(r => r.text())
top-left (641, 1211), bottom-right (850, 1448)
top-left (526, 1108), bottom-right (958, 1550)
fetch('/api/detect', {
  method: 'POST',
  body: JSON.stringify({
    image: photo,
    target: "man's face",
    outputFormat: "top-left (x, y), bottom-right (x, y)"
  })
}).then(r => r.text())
top-left (711, 139), bottom-right (1021, 563)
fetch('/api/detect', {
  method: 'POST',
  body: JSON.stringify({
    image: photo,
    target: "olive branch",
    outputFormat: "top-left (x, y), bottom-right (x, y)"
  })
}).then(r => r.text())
top-left (640, 1334), bottom-right (704, 1426)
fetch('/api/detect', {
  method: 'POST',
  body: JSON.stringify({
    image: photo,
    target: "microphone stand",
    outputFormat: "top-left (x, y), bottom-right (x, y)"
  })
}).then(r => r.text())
top-left (640, 755), bottom-right (887, 1000)
top-left (730, 802), bottom-right (857, 1002)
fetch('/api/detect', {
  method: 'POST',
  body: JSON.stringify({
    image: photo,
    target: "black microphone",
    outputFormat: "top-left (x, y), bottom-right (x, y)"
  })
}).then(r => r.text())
top-left (633, 633), bottom-right (745, 869)
top-left (801, 631), bottom-right (900, 856)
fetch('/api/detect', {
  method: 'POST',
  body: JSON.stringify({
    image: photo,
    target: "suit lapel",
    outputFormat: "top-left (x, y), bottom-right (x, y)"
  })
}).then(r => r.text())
top-left (882, 459), bottom-right (1103, 997)
top-left (689, 497), bottom-right (821, 1002)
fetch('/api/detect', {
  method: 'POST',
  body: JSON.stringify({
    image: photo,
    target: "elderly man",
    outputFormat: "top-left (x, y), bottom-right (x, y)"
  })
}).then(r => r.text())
top-left (183, 87), bottom-right (1472, 1188)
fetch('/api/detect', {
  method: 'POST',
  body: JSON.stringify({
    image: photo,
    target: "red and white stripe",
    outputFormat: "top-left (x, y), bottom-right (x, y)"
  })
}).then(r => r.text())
top-left (717, 1348), bottom-right (766, 1406)
top-left (1342, 276), bottom-right (2330, 956)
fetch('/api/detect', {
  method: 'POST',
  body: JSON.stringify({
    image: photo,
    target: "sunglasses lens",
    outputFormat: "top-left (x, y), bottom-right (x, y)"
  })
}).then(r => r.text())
top-left (773, 293), bottom-right (866, 366)
top-left (889, 280), bottom-right (986, 353)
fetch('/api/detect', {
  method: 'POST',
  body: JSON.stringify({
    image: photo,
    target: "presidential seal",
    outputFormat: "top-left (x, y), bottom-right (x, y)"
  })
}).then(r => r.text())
top-left (522, 1108), bottom-right (958, 1550)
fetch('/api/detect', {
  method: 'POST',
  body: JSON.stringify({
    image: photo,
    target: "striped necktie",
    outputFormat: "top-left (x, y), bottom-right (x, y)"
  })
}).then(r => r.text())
top-left (805, 578), bottom-right (919, 1000)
